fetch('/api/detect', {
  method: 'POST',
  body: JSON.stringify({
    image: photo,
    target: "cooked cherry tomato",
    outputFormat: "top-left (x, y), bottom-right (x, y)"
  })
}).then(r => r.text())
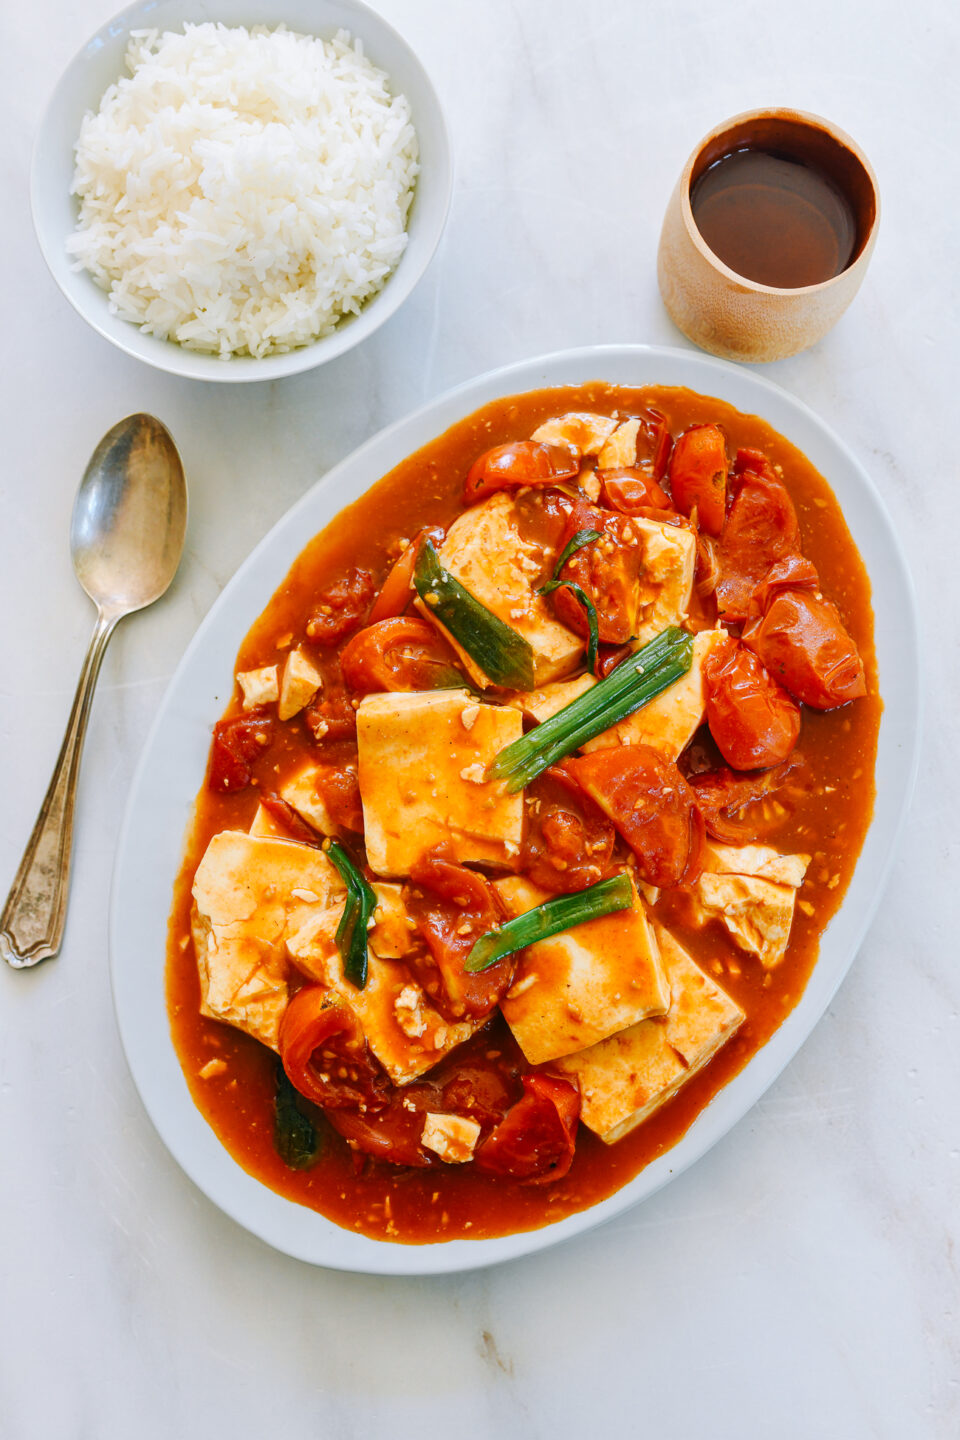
top-left (367, 527), bottom-right (446, 624)
top-left (208, 711), bottom-right (274, 793)
top-left (744, 589), bottom-right (867, 709)
top-left (716, 471), bottom-right (800, 622)
top-left (313, 757), bottom-right (364, 832)
top-left (565, 746), bottom-right (705, 887)
top-left (305, 568), bottom-right (375, 645)
top-left (594, 642), bottom-right (634, 678)
top-left (405, 848), bottom-right (511, 1021)
top-left (687, 762), bottom-right (803, 843)
top-left (551, 500), bottom-right (643, 645)
top-left (520, 767), bottom-right (615, 894)
top-left (601, 468), bottom-right (672, 514)
top-left (339, 617), bottom-right (462, 693)
top-left (637, 409), bottom-right (673, 480)
top-left (279, 990), bottom-right (388, 1111)
top-left (304, 691), bottom-right (357, 743)
top-left (668, 424), bottom-right (728, 536)
top-left (695, 532), bottom-right (721, 598)
top-left (703, 640), bottom-right (801, 770)
top-left (751, 552), bottom-right (819, 611)
top-left (464, 441), bottom-right (580, 503)
top-left (474, 1074), bottom-right (580, 1184)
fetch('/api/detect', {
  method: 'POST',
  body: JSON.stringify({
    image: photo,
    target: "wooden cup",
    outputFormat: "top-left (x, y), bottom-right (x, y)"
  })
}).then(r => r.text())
top-left (657, 108), bottom-right (880, 363)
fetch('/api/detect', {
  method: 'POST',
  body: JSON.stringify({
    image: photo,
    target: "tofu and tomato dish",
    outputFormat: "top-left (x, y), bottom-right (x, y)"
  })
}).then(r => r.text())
top-left (167, 384), bottom-right (879, 1243)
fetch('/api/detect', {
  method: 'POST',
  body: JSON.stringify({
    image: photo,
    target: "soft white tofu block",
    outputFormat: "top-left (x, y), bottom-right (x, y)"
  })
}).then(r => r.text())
top-left (249, 803), bottom-right (287, 839)
top-left (279, 762), bottom-right (337, 836)
top-left (428, 492), bottom-right (583, 685)
top-left (356, 689), bottom-right (524, 876)
top-left (555, 925), bottom-right (744, 1143)
top-left (582, 629), bottom-right (727, 759)
top-left (507, 674), bottom-right (596, 724)
top-left (532, 413), bottom-right (618, 455)
top-left (278, 647), bottom-right (323, 721)
top-left (632, 518), bottom-right (697, 645)
top-left (597, 418), bottom-right (641, 470)
top-left (236, 665), bottom-right (279, 710)
top-left (496, 874), bottom-right (669, 1064)
top-left (191, 830), bottom-right (346, 1049)
top-left (421, 1113), bottom-right (481, 1163)
top-left (694, 841), bottom-right (810, 968)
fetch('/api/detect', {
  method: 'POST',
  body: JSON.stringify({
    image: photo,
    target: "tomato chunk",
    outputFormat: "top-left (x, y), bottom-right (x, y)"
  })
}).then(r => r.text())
top-left (259, 792), bottom-right (322, 845)
top-left (279, 991), bottom-right (388, 1112)
top-left (687, 761), bottom-right (804, 844)
top-left (464, 441), bottom-right (580, 503)
top-left (405, 848), bottom-right (511, 1021)
top-left (668, 424), bottom-right (728, 536)
top-left (367, 527), bottom-right (446, 624)
top-left (474, 1074), bottom-right (580, 1184)
top-left (304, 691), bottom-right (357, 743)
top-left (208, 711), bottom-right (274, 793)
top-left (305, 568), bottom-right (375, 645)
top-left (565, 747), bottom-right (705, 887)
top-left (601, 468), bottom-right (672, 514)
top-left (703, 640), bottom-right (801, 770)
top-left (551, 500), bottom-right (643, 645)
top-left (312, 756), bottom-right (363, 832)
top-left (340, 617), bottom-right (462, 693)
top-left (716, 471), bottom-right (800, 622)
top-left (744, 589), bottom-right (867, 709)
top-left (520, 766), bottom-right (615, 894)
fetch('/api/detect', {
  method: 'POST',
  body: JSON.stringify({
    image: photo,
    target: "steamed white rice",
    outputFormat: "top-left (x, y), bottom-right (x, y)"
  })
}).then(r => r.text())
top-left (67, 24), bottom-right (419, 358)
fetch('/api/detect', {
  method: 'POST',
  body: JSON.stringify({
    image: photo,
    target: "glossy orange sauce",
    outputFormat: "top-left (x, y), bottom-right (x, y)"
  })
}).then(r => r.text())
top-left (166, 384), bottom-right (880, 1244)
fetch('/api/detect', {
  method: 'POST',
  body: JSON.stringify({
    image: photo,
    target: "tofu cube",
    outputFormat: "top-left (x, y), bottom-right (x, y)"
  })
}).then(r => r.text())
top-left (555, 925), bottom-right (744, 1143)
top-left (369, 882), bottom-right (415, 960)
top-left (249, 803), bottom-right (287, 839)
top-left (421, 1112), bottom-right (482, 1163)
top-left (236, 666), bottom-right (279, 711)
top-left (496, 874), bottom-right (669, 1064)
top-left (597, 418), bottom-right (641, 470)
top-left (356, 689), bottom-right (524, 876)
top-left (693, 841), bottom-right (810, 968)
top-left (632, 519), bottom-right (696, 645)
top-left (428, 492), bottom-right (583, 685)
top-left (532, 413), bottom-right (618, 455)
top-left (279, 762), bottom-right (337, 836)
top-left (278, 647), bottom-right (323, 721)
top-left (582, 629), bottom-right (727, 759)
top-left (507, 674), bottom-right (596, 725)
top-left (191, 830), bottom-right (346, 1049)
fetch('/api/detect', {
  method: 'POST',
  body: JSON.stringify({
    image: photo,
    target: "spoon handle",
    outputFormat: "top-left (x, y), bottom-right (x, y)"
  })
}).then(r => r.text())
top-left (1, 611), bottom-right (118, 968)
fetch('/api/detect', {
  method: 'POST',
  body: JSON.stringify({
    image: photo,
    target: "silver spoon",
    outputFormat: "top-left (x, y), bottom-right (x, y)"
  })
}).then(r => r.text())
top-left (1, 415), bottom-right (187, 969)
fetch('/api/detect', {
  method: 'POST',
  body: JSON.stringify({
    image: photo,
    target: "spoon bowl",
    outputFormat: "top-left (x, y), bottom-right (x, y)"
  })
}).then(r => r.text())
top-left (1, 414), bottom-right (186, 967)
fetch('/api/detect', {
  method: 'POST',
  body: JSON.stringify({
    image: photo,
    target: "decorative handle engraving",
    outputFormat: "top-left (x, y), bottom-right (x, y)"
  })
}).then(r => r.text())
top-left (1, 612), bottom-right (117, 968)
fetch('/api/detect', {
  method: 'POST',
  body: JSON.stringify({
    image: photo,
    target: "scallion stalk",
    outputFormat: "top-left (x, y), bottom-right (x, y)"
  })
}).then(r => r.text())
top-left (326, 841), bottom-right (377, 989)
top-left (489, 625), bottom-right (694, 791)
top-left (464, 873), bottom-right (633, 972)
top-left (414, 540), bottom-right (535, 690)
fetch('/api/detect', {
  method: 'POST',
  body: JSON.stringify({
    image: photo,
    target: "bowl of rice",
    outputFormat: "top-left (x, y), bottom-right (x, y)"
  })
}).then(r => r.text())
top-left (31, 0), bottom-right (451, 381)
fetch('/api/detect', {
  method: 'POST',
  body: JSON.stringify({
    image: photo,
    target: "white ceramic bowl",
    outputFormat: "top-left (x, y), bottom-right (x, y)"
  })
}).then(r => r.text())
top-left (31, 0), bottom-right (452, 382)
top-left (110, 345), bottom-right (920, 1274)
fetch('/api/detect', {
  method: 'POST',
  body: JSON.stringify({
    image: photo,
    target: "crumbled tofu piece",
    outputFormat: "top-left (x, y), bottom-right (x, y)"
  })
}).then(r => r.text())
top-left (555, 925), bottom-right (744, 1142)
top-left (532, 413), bottom-right (618, 455)
top-left (191, 831), bottom-right (346, 1049)
top-left (198, 1058), bottom-right (227, 1080)
top-left (236, 666), bottom-right (279, 711)
top-left (693, 842), bottom-right (809, 967)
top-left (370, 883), bottom-right (415, 959)
top-left (426, 492), bottom-right (583, 685)
top-left (356, 689), bottom-right (524, 876)
top-left (286, 912), bottom-right (480, 1084)
top-left (421, 1112), bottom-right (482, 1164)
top-left (582, 629), bottom-right (727, 759)
top-left (496, 874), bottom-right (669, 1064)
top-left (580, 470), bottom-right (602, 502)
top-left (507, 674), bottom-right (596, 725)
top-left (249, 803), bottom-right (287, 839)
top-left (631, 518), bottom-right (697, 646)
top-left (279, 762), bottom-right (336, 836)
top-left (278, 647), bottom-right (323, 721)
top-left (597, 418), bottom-right (641, 470)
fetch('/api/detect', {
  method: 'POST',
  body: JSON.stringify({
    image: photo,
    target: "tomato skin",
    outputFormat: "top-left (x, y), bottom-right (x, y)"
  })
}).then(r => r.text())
top-left (305, 568), bottom-right (376, 645)
top-left (688, 762), bottom-right (803, 844)
top-left (716, 472), bottom-right (800, 622)
top-left (339, 617), bottom-right (462, 693)
top-left (601, 468), bottom-right (672, 514)
top-left (520, 766), bottom-right (615, 894)
top-left (208, 711), bottom-right (274, 793)
top-left (313, 757), bottom-right (364, 832)
top-left (668, 424), bottom-right (728, 536)
top-left (367, 527), bottom-right (446, 624)
top-left (474, 1074), bottom-right (580, 1184)
top-left (464, 441), bottom-right (580, 503)
top-left (405, 848), bottom-right (511, 1021)
top-left (744, 589), bottom-right (867, 709)
top-left (564, 746), bottom-right (705, 887)
top-left (279, 991), bottom-right (388, 1112)
top-left (751, 552), bottom-right (819, 611)
top-left (551, 500), bottom-right (643, 645)
top-left (259, 792), bottom-right (322, 845)
top-left (703, 640), bottom-right (802, 770)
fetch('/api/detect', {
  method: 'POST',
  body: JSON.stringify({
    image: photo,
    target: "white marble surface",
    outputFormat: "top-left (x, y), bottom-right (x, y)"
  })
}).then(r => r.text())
top-left (1, 0), bottom-right (957, 1434)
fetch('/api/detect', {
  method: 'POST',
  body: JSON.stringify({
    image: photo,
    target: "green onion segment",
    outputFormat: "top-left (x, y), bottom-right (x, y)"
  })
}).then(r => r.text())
top-left (489, 625), bottom-right (694, 791)
top-left (326, 841), bottom-right (377, 989)
top-left (465, 873), bottom-right (633, 972)
top-left (549, 528), bottom-right (602, 580)
top-left (414, 540), bottom-right (535, 690)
